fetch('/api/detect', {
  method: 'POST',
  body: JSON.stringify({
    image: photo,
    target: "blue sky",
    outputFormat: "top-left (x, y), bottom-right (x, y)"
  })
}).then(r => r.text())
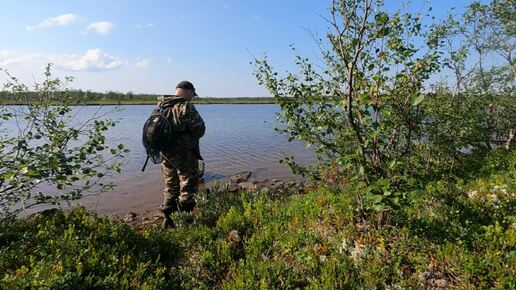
top-left (0, 0), bottom-right (475, 97)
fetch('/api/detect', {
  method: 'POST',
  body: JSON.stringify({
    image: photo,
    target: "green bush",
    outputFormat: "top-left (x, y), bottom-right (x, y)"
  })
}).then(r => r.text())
top-left (0, 207), bottom-right (181, 289)
top-left (0, 65), bottom-right (127, 219)
top-left (1, 154), bottom-right (514, 288)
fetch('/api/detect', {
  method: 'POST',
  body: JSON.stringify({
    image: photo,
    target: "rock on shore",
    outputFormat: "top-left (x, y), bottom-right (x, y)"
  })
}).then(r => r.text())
top-left (118, 170), bottom-right (307, 229)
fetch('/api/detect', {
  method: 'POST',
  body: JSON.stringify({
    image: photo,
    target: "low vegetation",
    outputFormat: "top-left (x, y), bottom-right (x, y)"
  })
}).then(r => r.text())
top-left (0, 148), bottom-right (514, 288)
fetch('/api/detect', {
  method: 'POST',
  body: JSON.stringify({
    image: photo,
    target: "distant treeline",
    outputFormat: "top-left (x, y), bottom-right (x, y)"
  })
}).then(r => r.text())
top-left (0, 90), bottom-right (275, 105)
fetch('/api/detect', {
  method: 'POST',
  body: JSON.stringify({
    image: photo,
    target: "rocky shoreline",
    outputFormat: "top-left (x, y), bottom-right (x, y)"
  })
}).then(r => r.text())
top-left (117, 171), bottom-right (307, 230)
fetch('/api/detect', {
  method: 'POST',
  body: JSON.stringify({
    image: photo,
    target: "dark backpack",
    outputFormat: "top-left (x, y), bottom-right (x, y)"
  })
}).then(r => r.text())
top-left (141, 107), bottom-right (173, 171)
top-left (141, 97), bottom-right (188, 171)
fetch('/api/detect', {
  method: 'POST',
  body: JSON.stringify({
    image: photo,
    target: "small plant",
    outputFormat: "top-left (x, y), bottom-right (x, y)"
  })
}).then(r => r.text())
top-left (0, 64), bottom-right (128, 219)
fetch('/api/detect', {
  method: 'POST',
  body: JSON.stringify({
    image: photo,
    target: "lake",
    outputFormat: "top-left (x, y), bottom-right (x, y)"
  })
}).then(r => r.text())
top-left (3, 104), bottom-right (316, 214)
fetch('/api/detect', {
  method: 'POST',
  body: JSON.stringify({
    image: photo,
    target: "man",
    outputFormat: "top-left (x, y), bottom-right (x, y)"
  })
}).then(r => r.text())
top-left (157, 80), bottom-right (205, 228)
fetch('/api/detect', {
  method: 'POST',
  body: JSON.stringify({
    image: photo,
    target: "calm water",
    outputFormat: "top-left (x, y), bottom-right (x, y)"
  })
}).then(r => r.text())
top-left (3, 104), bottom-right (316, 214)
top-left (115, 104), bottom-right (314, 180)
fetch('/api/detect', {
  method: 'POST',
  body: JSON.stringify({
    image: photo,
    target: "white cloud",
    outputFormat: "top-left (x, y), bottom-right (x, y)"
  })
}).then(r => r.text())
top-left (0, 49), bottom-right (123, 72)
top-left (58, 49), bottom-right (123, 71)
top-left (167, 57), bottom-right (172, 65)
top-left (0, 49), bottom-right (44, 67)
top-left (84, 21), bottom-right (114, 35)
top-left (136, 23), bottom-right (155, 29)
top-left (0, 49), bottom-right (17, 59)
top-left (27, 13), bottom-right (80, 31)
top-left (135, 59), bottom-right (152, 69)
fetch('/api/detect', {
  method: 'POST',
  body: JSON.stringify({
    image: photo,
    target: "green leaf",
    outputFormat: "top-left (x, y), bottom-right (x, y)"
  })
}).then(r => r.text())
top-left (27, 170), bottom-right (40, 177)
top-left (372, 204), bottom-right (388, 212)
top-left (389, 197), bottom-right (400, 207)
top-left (367, 194), bottom-right (383, 204)
top-left (3, 173), bottom-right (14, 180)
top-left (412, 94), bottom-right (425, 106)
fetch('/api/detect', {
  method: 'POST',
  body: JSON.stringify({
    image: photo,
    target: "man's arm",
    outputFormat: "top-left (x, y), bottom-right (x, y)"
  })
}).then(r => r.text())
top-left (184, 104), bottom-right (205, 138)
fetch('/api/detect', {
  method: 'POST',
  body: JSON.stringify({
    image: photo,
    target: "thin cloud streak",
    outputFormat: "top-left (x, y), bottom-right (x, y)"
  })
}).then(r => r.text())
top-left (136, 23), bottom-right (155, 29)
top-left (26, 13), bottom-right (81, 31)
top-left (135, 59), bottom-right (152, 69)
top-left (83, 21), bottom-right (114, 35)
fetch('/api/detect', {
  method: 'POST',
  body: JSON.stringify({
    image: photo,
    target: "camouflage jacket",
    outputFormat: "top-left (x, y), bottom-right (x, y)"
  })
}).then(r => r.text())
top-left (154, 95), bottom-right (205, 159)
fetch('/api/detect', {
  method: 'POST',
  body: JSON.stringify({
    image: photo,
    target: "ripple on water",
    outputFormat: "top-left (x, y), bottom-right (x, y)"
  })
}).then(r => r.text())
top-left (6, 104), bottom-right (316, 214)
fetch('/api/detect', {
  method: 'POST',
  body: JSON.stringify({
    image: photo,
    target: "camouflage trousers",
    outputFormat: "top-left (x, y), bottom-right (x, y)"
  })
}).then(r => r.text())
top-left (161, 148), bottom-right (199, 212)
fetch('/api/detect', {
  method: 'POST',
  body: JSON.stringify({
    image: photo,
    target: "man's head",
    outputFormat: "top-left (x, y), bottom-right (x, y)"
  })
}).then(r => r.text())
top-left (175, 80), bottom-right (197, 100)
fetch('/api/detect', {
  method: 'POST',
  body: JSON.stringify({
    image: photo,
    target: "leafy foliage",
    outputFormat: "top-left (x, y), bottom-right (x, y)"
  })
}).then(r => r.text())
top-left (254, 0), bottom-right (443, 212)
top-left (1, 148), bottom-right (514, 288)
top-left (254, 0), bottom-right (514, 212)
top-left (0, 207), bottom-right (181, 289)
top-left (427, 0), bottom-right (515, 159)
top-left (0, 65), bottom-right (127, 219)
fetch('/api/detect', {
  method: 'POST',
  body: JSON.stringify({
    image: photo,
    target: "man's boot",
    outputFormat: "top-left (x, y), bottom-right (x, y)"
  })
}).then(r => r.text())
top-left (160, 206), bottom-right (175, 229)
top-left (179, 200), bottom-right (196, 212)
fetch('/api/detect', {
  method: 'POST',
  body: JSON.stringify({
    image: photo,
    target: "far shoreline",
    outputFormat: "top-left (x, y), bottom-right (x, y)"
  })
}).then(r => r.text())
top-left (0, 102), bottom-right (277, 106)
top-left (0, 94), bottom-right (276, 105)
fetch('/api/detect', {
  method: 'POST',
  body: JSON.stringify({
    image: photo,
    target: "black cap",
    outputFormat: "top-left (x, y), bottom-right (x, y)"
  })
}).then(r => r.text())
top-left (176, 80), bottom-right (198, 96)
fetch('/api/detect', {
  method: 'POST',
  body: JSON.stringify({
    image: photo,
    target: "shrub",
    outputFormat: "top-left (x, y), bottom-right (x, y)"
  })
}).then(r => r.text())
top-left (0, 207), bottom-right (180, 289)
top-left (0, 65), bottom-right (127, 219)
